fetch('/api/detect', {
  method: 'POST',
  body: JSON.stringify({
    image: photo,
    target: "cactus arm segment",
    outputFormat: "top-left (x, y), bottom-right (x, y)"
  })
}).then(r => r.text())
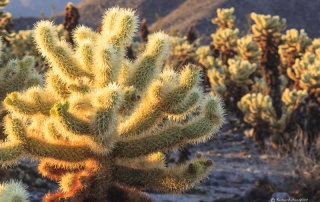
top-left (1, 59), bottom-right (36, 96)
top-left (44, 120), bottom-right (108, 154)
top-left (5, 118), bottom-right (93, 162)
top-left (50, 102), bottom-right (91, 135)
top-left (119, 66), bottom-right (201, 137)
top-left (4, 89), bottom-right (55, 116)
top-left (24, 135), bottom-right (93, 162)
top-left (38, 158), bottom-right (98, 181)
top-left (73, 25), bottom-right (98, 45)
top-left (166, 90), bottom-right (201, 114)
top-left (182, 95), bottom-right (225, 144)
top-left (114, 126), bottom-right (182, 158)
top-left (113, 157), bottom-right (213, 194)
top-left (0, 117), bottom-right (26, 165)
top-left (33, 21), bottom-right (92, 82)
top-left (117, 86), bottom-right (140, 116)
top-left (104, 9), bottom-right (139, 48)
top-left (92, 44), bottom-right (118, 87)
top-left (125, 33), bottom-right (169, 93)
top-left (100, 7), bottom-right (121, 36)
top-left (43, 170), bottom-right (93, 202)
top-left (115, 96), bottom-right (224, 158)
top-left (77, 41), bottom-right (94, 72)
top-left (4, 92), bottom-right (40, 115)
top-left (45, 70), bottom-right (71, 99)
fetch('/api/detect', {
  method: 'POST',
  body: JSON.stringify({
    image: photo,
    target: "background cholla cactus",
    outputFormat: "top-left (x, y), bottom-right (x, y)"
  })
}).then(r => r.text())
top-left (0, 7), bottom-right (225, 202)
top-left (206, 56), bottom-right (256, 113)
top-left (0, 11), bottom-right (15, 44)
top-left (251, 13), bottom-right (286, 45)
top-left (282, 88), bottom-right (308, 116)
top-left (0, 56), bottom-right (43, 102)
top-left (307, 38), bottom-right (320, 53)
top-left (211, 7), bottom-right (236, 29)
top-left (251, 12), bottom-right (286, 121)
top-left (6, 30), bottom-right (33, 59)
top-left (196, 46), bottom-right (215, 69)
top-left (0, 180), bottom-right (29, 202)
top-left (228, 58), bottom-right (257, 86)
top-left (211, 28), bottom-right (238, 64)
top-left (238, 93), bottom-right (287, 151)
top-left (251, 77), bottom-right (266, 94)
top-left (287, 51), bottom-right (320, 93)
top-left (1, 25), bottom-right (66, 73)
top-left (0, 44), bottom-right (43, 140)
top-left (0, 0), bottom-right (10, 9)
top-left (164, 36), bottom-right (198, 71)
top-left (237, 35), bottom-right (262, 64)
top-left (206, 57), bottom-right (227, 95)
top-left (279, 29), bottom-right (312, 76)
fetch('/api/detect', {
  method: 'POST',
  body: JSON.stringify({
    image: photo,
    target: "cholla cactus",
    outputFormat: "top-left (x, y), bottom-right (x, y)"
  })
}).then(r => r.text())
top-left (0, 8), bottom-right (225, 202)
top-left (206, 58), bottom-right (227, 95)
top-left (0, 12), bottom-right (15, 44)
top-left (228, 58), bottom-right (257, 85)
top-left (287, 52), bottom-right (320, 90)
top-left (6, 30), bottom-right (34, 59)
top-left (282, 88), bottom-right (308, 115)
top-left (251, 75), bottom-right (287, 94)
top-left (238, 93), bottom-right (275, 124)
top-left (306, 38), bottom-right (320, 53)
top-left (279, 29), bottom-right (311, 74)
top-left (164, 36), bottom-right (197, 71)
top-left (251, 13), bottom-right (286, 45)
top-left (0, 180), bottom-right (29, 202)
top-left (0, 0), bottom-right (10, 9)
top-left (251, 77), bottom-right (266, 94)
top-left (2, 25), bottom-right (67, 72)
top-left (238, 93), bottom-right (287, 151)
top-left (196, 46), bottom-right (214, 69)
top-left (211, 7), bottom-right (236, 29)
top-left (0, 41), bottom-right (43, 140)
top-left (299, 62), bottom-right (320, 90)
top-left (0, 56), bottom-right (43, 102)
top-left (251, 13), bottom-right (286, 120)
top-left (212, 28), bottom-right (238, 53)
top-left (279, 75), bottom-right (288, 92)
top-left (207, 57), bottom-right (256, 113)
top-left (237, 35), bottom-right (262, 64)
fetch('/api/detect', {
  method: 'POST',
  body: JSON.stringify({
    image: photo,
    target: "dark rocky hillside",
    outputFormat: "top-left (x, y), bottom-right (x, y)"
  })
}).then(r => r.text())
top-left (12, 0), bottom-right (320, 40)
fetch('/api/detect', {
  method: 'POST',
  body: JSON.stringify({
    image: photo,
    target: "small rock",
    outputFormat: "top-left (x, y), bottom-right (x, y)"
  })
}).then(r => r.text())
top-left (239, 151), bottom-right (247, 156)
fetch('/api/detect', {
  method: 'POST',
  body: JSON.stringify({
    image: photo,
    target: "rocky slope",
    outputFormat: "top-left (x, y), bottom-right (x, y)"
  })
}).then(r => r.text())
top-left (12, 0), bottom-right (320, 39)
